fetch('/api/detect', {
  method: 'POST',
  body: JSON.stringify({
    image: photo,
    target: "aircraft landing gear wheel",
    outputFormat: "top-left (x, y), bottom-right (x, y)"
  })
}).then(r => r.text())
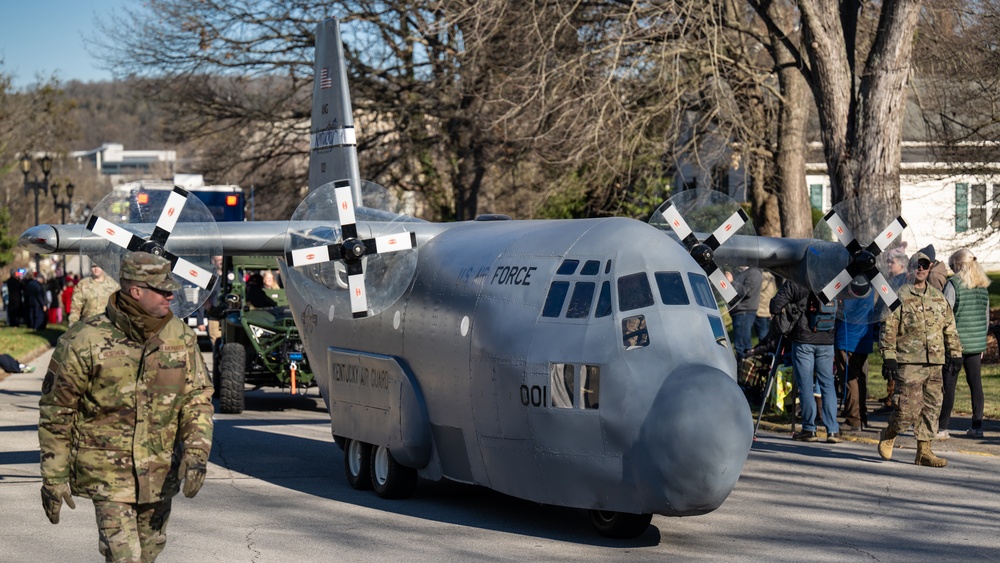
top-left (344, 439), bottom-right (373, 490)
top-left (219, 342), bottom-right (246, 414)
top-left (370, 444), bottom-right (417, 499)
top-left (588, 510), bottom-right (653, 539)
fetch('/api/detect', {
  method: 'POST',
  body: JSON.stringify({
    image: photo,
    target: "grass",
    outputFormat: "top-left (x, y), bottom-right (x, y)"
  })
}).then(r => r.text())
top-left (0, 324), bottom-right (67, 379)
top-left (746, 271), bottom-right (1000, 422)
top-left (866, 355), bottom-right (1000, 419)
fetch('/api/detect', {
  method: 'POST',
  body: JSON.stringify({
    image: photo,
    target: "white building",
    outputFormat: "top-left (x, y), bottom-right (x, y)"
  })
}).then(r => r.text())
top-left (69, 143), bottom-right (176, 178)
top-left (806, 141), bottom-right (1000, 270)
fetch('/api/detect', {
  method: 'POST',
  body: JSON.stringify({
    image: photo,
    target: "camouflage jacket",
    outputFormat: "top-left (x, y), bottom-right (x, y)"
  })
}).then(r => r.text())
top-left (39, 295), bottom-right (213, 503)
top-left (68, 277), bottom-right (119, 325)
top-left (880, 283), bottom-right (962, 365)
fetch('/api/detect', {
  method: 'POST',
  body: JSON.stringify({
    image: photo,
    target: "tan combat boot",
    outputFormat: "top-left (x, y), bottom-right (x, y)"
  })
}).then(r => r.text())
top-left (915, 440), bottom-right (947, 467)
top-left (878, 428), bottom-right (897, 460)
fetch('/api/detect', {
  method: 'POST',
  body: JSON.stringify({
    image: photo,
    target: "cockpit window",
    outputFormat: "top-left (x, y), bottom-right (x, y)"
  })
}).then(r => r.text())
top-left (654, 272), bottom-right (690, 305)
top-left (581, 260), bottom-right (601, 275)
top-left (566, 281), bottom-right (596, 318)
top-left (622, 315), bottom-right (650, 348)
top-left (687, 272), bottom-right (717, 309)
top-left (618, 273), bottom-right (654, 312)
top-left (542, 281), bottom-right (570, 317)
top-left (595, 281), bottom-right (612, 318)
top-left (557, 259), bottom-right (579, 275)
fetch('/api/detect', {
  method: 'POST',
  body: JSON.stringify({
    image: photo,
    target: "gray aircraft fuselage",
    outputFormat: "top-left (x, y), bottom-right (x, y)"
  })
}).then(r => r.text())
top-left (283, 215), bottom-right (753, 516)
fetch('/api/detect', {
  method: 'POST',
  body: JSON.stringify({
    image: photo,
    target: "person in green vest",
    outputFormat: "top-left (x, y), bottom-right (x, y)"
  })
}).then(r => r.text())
top-left (937, 248), bottom-right (991, 439)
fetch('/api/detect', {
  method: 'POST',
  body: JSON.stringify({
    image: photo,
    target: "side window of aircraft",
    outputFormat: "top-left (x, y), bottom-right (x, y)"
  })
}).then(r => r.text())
top-left (654, 272), bottom-right (690, 305)
top-left (618, 272), bottom-right (654, 311)
top-left (557, 259), bottom-right (579, 275)
top-left (595, 281), bottom-right (612, 318)
top-left (708, 315), bottom-right (729, 348)
top-left (687, 272), bottom-right (717, 309)
top-left (622, 315), bottom-right (650, 349)
top-left (581, 260), bottom-right (601, 275)
top-left (542, 281), bottom-right (570, 317)
top-left (548, 363), bottom-right (601, 409)
top-left (566, 282), bottom-right (596, 319)
top-left (550, 364), bottom-right (575, 408)
top-left (582, 365), bottom-right (600, 408)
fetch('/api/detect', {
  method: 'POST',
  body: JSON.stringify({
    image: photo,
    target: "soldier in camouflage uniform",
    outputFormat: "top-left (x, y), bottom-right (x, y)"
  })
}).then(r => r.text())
top-left (878, 251), bottom-right (963, 467)
top-left (68, 264), bottom-right (119, 325)
top-left (39, 251), bottom-right (214, 562)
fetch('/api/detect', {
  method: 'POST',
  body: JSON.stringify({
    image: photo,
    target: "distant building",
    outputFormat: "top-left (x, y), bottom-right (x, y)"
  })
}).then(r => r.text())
top-left (69, 143), bottom-right (176, 179)
top-left (805, 141), bottom-right (1000, 270)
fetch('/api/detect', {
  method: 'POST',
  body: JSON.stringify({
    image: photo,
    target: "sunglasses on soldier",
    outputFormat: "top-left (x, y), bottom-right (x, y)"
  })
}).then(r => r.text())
top-left (915, 259), bottom-right (931, 271)
top-left (136, 284), bottom-right (174, 297)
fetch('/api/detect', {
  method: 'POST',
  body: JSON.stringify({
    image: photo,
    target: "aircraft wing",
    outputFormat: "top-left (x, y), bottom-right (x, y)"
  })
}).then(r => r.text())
top-left (19, 221), bottom-right (449, 257)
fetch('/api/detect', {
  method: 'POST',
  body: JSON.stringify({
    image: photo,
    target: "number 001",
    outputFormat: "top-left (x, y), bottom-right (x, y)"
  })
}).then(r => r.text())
top-left (519, 384), bottom-right (547, 407)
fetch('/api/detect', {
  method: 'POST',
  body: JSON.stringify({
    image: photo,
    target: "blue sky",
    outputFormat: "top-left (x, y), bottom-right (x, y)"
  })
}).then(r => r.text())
top-left (1, 0), bottom-right (127, 88)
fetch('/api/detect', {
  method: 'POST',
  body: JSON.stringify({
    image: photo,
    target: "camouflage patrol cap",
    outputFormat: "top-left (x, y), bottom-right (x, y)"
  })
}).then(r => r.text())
top-left (120, 251), bottom-right (181, 291)
top-left (909, 251), bottom-right (932, 270)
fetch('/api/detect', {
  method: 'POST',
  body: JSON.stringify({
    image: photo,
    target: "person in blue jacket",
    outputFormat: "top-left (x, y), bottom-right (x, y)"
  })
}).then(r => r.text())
top-left (835, 284), bottom-right (877, 432)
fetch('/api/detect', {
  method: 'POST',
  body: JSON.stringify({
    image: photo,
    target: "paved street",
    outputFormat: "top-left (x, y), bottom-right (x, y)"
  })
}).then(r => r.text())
top-left (2, 349), bottom-right (999, 561)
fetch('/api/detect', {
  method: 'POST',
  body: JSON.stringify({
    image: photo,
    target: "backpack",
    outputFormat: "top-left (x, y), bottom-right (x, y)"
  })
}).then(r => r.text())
top-left (806, 294), bottom-right (837, 332)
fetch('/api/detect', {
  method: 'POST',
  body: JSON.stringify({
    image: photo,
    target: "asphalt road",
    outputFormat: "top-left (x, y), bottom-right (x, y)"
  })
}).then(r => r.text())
top-left (2, 349), bottom-right (998, 562)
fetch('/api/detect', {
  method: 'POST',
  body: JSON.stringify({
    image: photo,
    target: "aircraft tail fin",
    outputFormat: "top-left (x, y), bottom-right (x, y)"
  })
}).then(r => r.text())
top-left (309, 18), bottom-right (362, 202)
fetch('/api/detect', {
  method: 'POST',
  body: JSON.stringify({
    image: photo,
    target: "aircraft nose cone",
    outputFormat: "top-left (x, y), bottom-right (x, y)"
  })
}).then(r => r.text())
top-left (627, 366), bottom-right (753, 515)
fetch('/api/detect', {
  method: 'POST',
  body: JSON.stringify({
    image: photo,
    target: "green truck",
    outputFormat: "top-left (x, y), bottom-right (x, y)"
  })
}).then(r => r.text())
top-left (213, 256), bottom-right (313, 413)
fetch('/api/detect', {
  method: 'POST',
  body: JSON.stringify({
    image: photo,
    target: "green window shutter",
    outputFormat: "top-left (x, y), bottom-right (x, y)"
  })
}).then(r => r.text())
top-left (809, 184), bottom-right (823, 210)
top-left (956, 183), bottom-right (968, 233)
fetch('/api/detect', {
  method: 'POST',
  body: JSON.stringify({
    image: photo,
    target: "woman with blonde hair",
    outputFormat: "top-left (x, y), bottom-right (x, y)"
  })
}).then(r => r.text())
top-left (937, 248), bottom-right (991, 439)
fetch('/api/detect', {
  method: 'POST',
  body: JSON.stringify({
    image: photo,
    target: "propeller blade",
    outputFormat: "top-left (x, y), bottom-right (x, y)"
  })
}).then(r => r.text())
top-left (865, 216), bottom-right (908, 256)
top-left (703, 208), bottom-right (749, 250)
top-left (334, 181), bottom-right (358, 240)
top-left (706, 264), bottom-right (740, 308)
top-left (818, 268), bottom-right (856, 304)
top-left (822, 210), bottom-right (862, 254)
top-left (868, 271), bottom-right (901, 311)
top-left (287, 243), bottom-right (338, 267)
top-left (167, 254), bottom-right (216, 290)
top-left (367, 232), bottom-right (418, 255)
top-left (87, 215), bottom-right (144, 251)
top-left (347, 273), bottom-right (368, 318)
top-left (658, 203), bottom-right (699, 249)
top-left (149, 186), bottom-right (189, 246)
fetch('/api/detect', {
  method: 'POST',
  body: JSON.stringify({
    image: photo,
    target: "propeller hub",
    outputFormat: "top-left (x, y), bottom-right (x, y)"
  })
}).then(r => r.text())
top-left (690, 243), bottom-right (714, 267)
top-left (139, 241), bottom-right (166, 257)
top-left (854, 249), bottom-right (877, 272)
top-left (342, 238), bottom-right (366, 261)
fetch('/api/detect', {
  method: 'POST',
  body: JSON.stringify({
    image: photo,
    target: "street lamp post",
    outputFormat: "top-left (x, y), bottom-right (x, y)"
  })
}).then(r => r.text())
top-left (52, 181), bottom-right (74, 275)
top-left (52, 181), bottom-right (74, 223)
top-left (79, 204), bottom-right (93, 277)
top-left (20, 153), bottom-right (53, 273)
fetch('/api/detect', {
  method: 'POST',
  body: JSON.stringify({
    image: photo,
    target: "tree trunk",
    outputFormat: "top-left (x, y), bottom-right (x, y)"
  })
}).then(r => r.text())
top-left (771, 3), bottom-right (813, 238)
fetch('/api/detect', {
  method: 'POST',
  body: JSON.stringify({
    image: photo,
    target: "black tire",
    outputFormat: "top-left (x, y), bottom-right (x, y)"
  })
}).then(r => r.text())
top-left (589, 510), bottom-right (653, 539)
top-left (219, 342), bottom-right (246, 414)
top-left (369, 444), bottom-right (417, 499)
top-left (343, 439), bottom-right (373, 490)
top-left (211, 339), bottom-right (222, 399)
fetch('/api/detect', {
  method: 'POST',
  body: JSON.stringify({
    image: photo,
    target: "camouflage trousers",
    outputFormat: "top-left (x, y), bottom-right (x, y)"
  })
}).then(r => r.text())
top-left (93, 499), bottom-right (172, 563)
top-left (886, 363), bottom-right (944, 442)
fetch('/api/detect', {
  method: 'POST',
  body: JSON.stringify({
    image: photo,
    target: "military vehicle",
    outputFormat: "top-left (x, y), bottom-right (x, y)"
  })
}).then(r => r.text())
top-left (21, 17), bottom-right (913, 539)
top-left (214, 255), bottom-right (312, 414)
